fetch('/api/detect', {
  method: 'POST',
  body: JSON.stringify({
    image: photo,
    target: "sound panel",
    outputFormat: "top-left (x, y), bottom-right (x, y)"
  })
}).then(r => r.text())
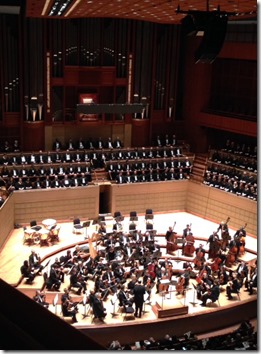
top-left (195, 14), bottom-right (228, 64)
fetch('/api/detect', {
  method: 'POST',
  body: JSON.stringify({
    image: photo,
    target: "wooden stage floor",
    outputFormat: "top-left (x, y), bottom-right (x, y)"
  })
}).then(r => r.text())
top-left (0, 212), bottom-right (257, 328)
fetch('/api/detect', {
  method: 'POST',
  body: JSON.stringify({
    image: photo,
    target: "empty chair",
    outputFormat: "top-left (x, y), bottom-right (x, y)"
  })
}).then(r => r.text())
top-left (123, 304), bottom-right (135, 321)
top-left (129, 222), bottom-right (136, 231)
top-left (114, 211), bottom-right (124, 222)
top-left (30, 220), bottom-right (42, 231)
top-left (130, 211), bottom-right (138, 222)
top-left (145, 209), bottom-right (154, 220)
top-left (73, 218), bottom-right (84, 234)
top-left (23, 227), bottom-right (35, 245)
top-left (146, 222), bottom-right (153, 230)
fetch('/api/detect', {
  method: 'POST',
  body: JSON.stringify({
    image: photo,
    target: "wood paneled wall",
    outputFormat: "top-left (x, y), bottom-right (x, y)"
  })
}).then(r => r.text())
top-left (13, 186), bottom-right (100, 225)
top-left (186, 183), bottom-right (257, 237)
top-left (0, 181), bottom-right (257, 252)
top-left (109, 181), bottom-right (188, 215)
top-left (0, 195), bottom-right (14, 250)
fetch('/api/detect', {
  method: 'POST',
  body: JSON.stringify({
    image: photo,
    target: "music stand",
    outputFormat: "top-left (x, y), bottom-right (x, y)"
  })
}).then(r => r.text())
top-left (160, 279), bottom-right (170, 310)
top-left (53, 293), bottom-right (58, 315)
top-left (82, 293), bottom-right (90, 319)
top-left (111, 293), bottom-right (119, 317)
top-left (143, 291), bottom-right (150, 314)
top-left (82, 221), bottom-right (91, 240)
top-left (175, 237), bottom-right (185, 260)
top-left (189, 283), bottom-right (199, 306)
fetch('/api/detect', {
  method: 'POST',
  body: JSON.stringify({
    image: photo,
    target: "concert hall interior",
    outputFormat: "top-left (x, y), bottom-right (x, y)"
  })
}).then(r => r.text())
top-left (0, 0), bottom-right (257, 350)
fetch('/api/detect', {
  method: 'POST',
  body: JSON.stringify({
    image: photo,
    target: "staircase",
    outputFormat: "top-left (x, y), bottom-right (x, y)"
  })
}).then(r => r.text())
top-left (190, 153), bottom-right (208, 183)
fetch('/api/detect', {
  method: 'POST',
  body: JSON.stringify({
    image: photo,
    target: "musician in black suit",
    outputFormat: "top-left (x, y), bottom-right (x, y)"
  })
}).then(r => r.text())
top-left (200, 280), bottom-right (220, 306)
top-left (133, 280), bottom-right (146, 318)
top-left (92, 292), bottom-right (107, 320)
top-left (33, 290), bottom-right (49, 308)
top-left (245, 267), bottom-right (257, 295)
top-left (69, 268), bottom-right (86, 295)
top-left (118, 285), bottom-right (133, 307)
top-left (61, 288), bottom-right (78, 323)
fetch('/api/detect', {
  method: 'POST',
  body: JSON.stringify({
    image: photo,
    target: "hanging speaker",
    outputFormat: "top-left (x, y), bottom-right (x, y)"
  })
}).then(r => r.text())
top-left (195, 14), bottom-right (228, 64)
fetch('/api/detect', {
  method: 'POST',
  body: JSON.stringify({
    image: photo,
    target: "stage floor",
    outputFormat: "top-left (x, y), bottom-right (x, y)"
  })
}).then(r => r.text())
top-left (0, 212), bottom-right (257, 327)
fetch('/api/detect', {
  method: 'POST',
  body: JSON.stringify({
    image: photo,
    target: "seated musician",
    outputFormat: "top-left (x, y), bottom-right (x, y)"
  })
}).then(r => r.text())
top-left (118, 284), bottom-right (133, 307)
top-left (102, 267), bottom-right (117, 294)
top-left (28, 250), bottom-right (43, 275)
top-left (20, 260), bottom-right (35, 284)
top-left (200, 280), bottom-right (220, 306)
top-left (194, 244), bottom-right (206, 269)
top-left (47, 264), bottom-right (61, 291)
top-left (59, 249), bottom-right (74, 269)
top-left (69, 268), bottom-right (87, 295)
top-left (226, 273), bottom-right (241, 300)
top-left (33, 290), bottom-right (49, 308)
top-left (51, 257), bottom-right (65, 282)
top-left (92, 292), bottom-right (107, 321)
top-left (127, 274), bottom-right (137, 295)
top-left (244, 267), bottom-right (257, 295)
top-left (236, 261), bottom-right (248, 286)
top-left (217, 266), bottom-right (229, 286)
top-left (61, 289), bottom-right (78, 323)
top-left (113, 264), bottom-right (126, 283)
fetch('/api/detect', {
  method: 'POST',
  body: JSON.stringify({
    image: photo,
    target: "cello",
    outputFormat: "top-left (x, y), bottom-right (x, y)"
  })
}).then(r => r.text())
top-left (193, 244), bottom-right (205, 269)
top-left (176, 275), bottom-right (185, 294)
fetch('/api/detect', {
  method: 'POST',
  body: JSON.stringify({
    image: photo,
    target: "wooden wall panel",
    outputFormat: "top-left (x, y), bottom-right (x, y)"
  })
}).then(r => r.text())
top-left (109, 181), bottom-right (188, 215)
top-left (0, 195), bottom-right (15, 250)
top-left (13, 186), bottom-right (100, 224)
top-left (186, 183), bottom-right (257, 237)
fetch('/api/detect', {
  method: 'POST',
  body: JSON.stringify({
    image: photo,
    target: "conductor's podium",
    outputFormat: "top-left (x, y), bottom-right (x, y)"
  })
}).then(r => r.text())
top-left (152, 283), bottom-right (189, 318)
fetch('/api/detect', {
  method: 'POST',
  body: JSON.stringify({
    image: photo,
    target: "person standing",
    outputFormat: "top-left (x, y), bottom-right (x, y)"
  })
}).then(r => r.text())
top-left (133, 280), bottom-right (146, 318)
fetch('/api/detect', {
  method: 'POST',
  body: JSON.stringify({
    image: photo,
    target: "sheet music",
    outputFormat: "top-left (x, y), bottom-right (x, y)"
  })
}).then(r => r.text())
top-left (143, 291), bottom-right (149, 302)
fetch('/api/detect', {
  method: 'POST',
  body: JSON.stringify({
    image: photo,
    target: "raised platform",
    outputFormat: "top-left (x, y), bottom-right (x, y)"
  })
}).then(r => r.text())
top-left (152, 296), bottom-right (189, 318)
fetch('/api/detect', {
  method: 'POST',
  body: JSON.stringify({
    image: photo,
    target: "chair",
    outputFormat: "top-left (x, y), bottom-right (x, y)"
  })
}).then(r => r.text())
top-left (73, 218), bottom-right (84, 234)
top-left (130, 211), bottom-right (138, 221)
top-left (114, 211), bottom-right (124, 222)
top-left (30, 220), bottom-right (42, 231)
top-left (23, 227), bottom-right (35, 245)
top-left (48, 225), bottom-right (61, 243)
top-left (145, 209), bottom-right (154, 220)
top-left (129, 222), bottom-right (136, 231)
top-left (123, 305), bottom-right (135, 321)
top-left (146, 222), bottom-right (153, 230)
top-left (39, 231), bottom-right (49, 247)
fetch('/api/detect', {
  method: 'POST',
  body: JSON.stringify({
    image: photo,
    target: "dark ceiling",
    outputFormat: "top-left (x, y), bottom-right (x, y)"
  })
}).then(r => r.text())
top-left (1, 0), bottom-right (257, 24)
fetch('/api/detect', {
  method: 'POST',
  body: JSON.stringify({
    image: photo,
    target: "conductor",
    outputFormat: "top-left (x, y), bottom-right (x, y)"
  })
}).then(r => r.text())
top-left (133, 280), bottom-right (146, 318)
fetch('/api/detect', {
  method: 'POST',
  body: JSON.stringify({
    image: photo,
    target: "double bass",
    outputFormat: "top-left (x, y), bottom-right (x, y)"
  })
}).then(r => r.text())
top-left (183, 227), bottom-right (195, 257)
top-left (166, 222), bottom-right (178, 254)
top-left (238, 223), bottom-right (247, 256)
top-left (218, 217), bottom-right (231, 251)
